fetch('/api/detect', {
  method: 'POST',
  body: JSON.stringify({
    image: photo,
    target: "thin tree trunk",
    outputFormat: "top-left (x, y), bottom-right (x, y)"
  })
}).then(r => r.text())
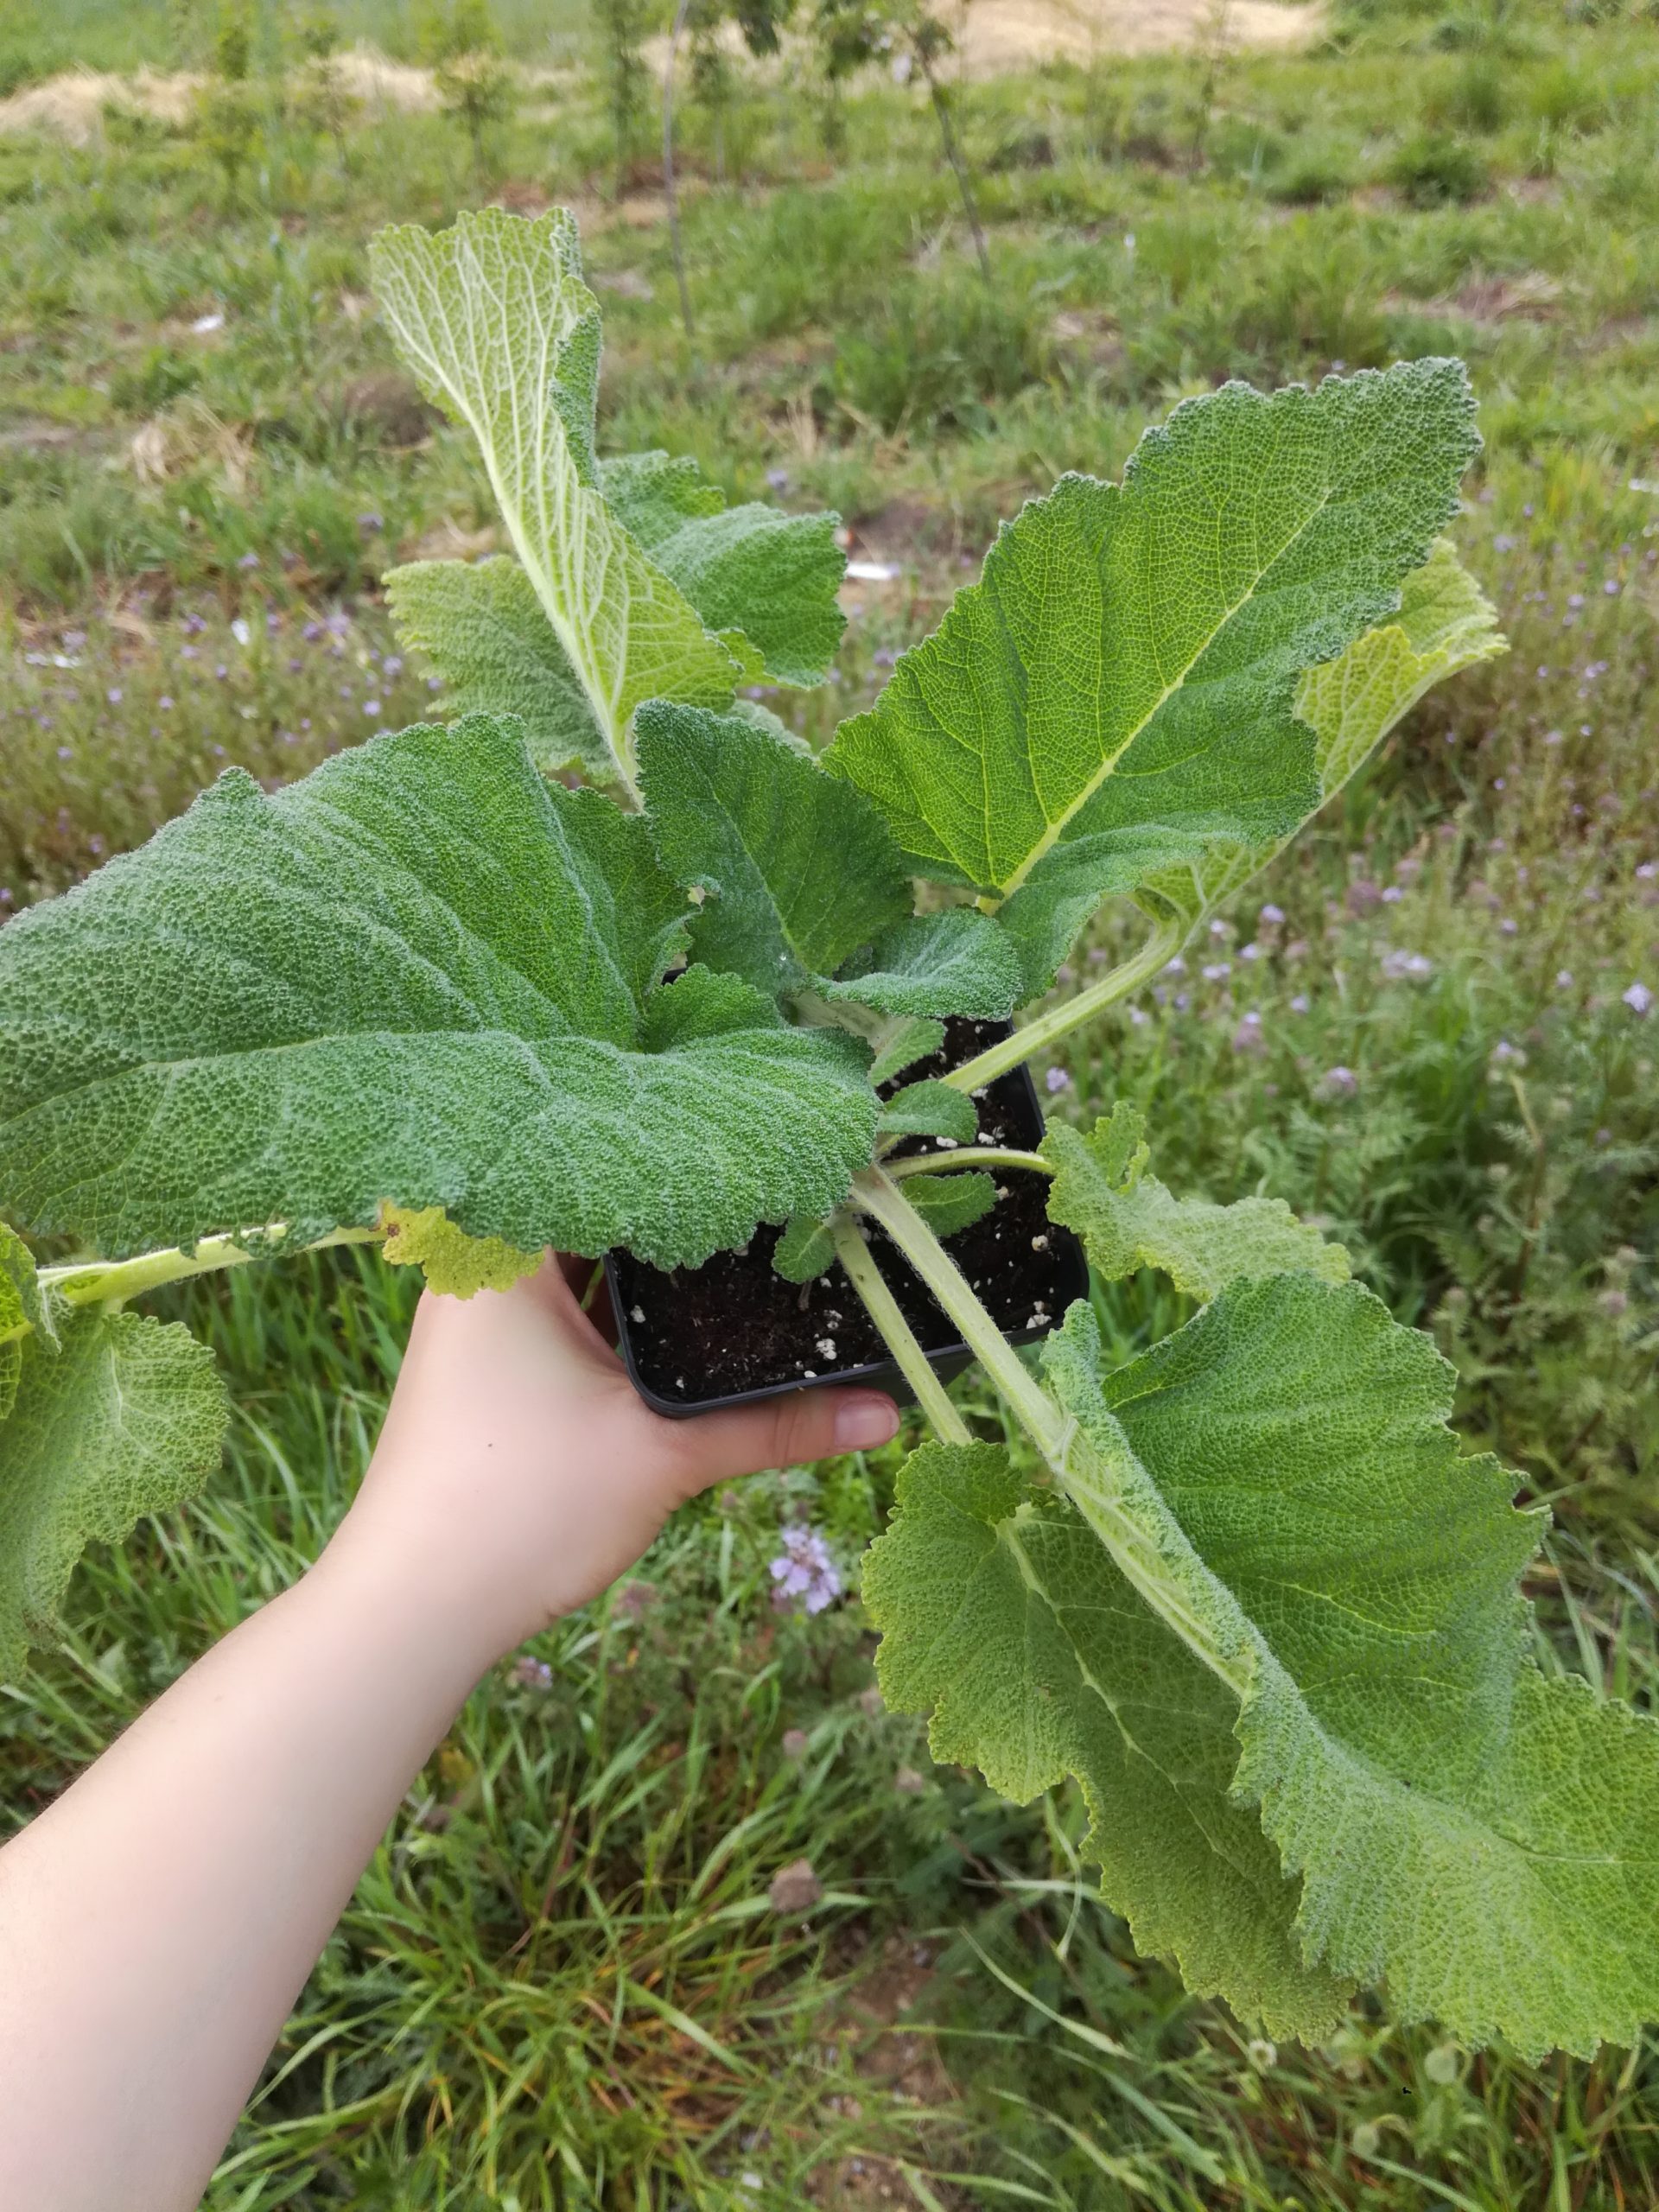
top-left (662, 0), bottom-right (696, 339)
top-left (915, 45), bottom-right (990, 285)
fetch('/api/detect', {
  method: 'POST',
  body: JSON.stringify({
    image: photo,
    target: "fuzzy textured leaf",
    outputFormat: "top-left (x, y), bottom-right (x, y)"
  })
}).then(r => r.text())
top-left (827, 365), bottom-right (1478, 992)
top-left (899, 1171), bottom-right (996, 1240)
top-left (371, 208), bottom-right (740, 789)
top-left (637, 702), bottom-right (912, 997)
top-left (378, 1203), bottom-right (543, 1298)
top-left (0, 1304), bottom-right (227, 1680)
top-left (773, 1214), bottom-right (836, 1283)
top-left (1044, 1104), bottom-right (1350, 1300)
top-left (1136, 539), bottom-right (1505, 936)
top-left (877, 1082), bottom-right (978, 1144)
top-left (384, 557), bottom-right (611, 779)
top-left (820, 910), bottom-right (1022, 1021)
top-left (1041, 1287), bottom-right (1659, 2059)
top-left (868, 1017), bottom-right (945, 1088)
top-left (602, 450), bottom-right (846, 687)
top-left (864, 1440), bottom-right (1350, 2040)
top-left (0, 715), bottom-right (879, 1272)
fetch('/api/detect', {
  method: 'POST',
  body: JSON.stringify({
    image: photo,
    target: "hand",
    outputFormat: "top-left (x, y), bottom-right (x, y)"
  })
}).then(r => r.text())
top-left (318, 1255), bottom-right (899, 1668)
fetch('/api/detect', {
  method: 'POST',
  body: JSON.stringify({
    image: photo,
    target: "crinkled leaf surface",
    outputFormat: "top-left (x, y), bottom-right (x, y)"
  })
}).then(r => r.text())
top-left (384, 557), bottom-right (612, 779)
top-left (868, 1017), bottom-right (944, 1088)
top-left (602, 450), bottom-right (846, 687)
top-left (864, 1440), bottom-right (1351, 2040)
top-left (820, 910), bottom-right (1022, 1021)
top-left (1136, 539), bottom-right (1505, 936)
top-left (1044, 1104), bottom-right (1350, 1300)
top-left (0, 715), bottom-right (879, 1271)
top-left (898, 1170), bottom-right (995, 1240)
top-left (638, 705), bottom-right (1020, 1025)
top-left (0, 1223), bottom-right (50, 1422)
top-left (877, 1081), bottom-right (978, 1144)
top-left (0, 1302), bottom-right (227, 1680)
top-left (827, 365), bottom-right (1478, 993)
top-left (1040, 1287), bottom-right (1659, 2058)
top-left (773, 1213), bottom-right (836, 1284)
top-left (378, 1203), bottom-right (542, 1299)
top-left (637, 702), bottom-right (912, 995)
top-left (371, 208), bottom-right (740, 788)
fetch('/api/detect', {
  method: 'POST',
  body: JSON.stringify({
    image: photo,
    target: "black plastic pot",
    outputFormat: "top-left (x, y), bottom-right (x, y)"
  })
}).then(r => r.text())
top-left (605, 1019), bottom-right (1090, 1421)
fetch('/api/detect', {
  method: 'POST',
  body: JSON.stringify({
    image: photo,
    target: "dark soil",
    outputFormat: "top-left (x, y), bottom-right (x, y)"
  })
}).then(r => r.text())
top-left (608, 1018), bottom-right (1088, 1409)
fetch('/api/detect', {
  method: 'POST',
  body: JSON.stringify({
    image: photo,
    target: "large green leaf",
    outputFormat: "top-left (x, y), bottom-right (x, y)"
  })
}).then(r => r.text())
top-left (1135, 538), bottom-right (1505, 938)
top-left (0, 715), bottom-right (879, 1272)
top-left (1040, 1287), bottom-right (1659, 2058)
top-left (637, 702), bottom-right (912, 993)
top-left (0, 1301), bottom-right (227, 1681)
top-left (818, 911), bottom-right (1022, 1022)
top-left (371, 210), bottom-right (846, 790)
top-left (826, 364), bottom-right (1478, 993)
top-left (637, 704), bottom-right (1020, 1024)
top-left (0, 1223), bottom-right (52, 1423)
top-left (384, 557), bottom-right (612, 780)
top-left (863, 1440), bottom-right (1351, 2041)
top-left (370, 208), bottom-right (739, 791)
top-left (1044, 1103), bottom-right (1350, 1300)
top-left (601, 450), bottom-right (846, 688)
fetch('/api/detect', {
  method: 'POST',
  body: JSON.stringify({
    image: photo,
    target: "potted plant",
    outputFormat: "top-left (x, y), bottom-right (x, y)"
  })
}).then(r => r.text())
top-left (3, 207), bottom-right (1652, 2063)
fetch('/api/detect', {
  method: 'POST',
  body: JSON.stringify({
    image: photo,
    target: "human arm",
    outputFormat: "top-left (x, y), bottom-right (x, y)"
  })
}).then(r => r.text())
top-left (0, 1256), bottom-right (898, 2212)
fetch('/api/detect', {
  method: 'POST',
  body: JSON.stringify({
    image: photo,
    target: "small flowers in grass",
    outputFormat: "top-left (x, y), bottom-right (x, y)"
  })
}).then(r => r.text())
top-left (770, 1524), bottom-right (842, 1616)
top-left (1624, 982), bottom-right (1653, 1015)
top-left (1045, 1065), bottom-right (1071, 1094)
top-left (511, 1655), bottom-right (554, 1689)
top-left (1323, 1065), bottom-right (1358, 1097)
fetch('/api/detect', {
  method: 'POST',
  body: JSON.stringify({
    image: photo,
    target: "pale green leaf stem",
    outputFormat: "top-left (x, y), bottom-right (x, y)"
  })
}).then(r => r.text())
top-left (828, 1215), bottom-right (970, 1446)
top-left (886, 1148), bottom-right (1049, 1181)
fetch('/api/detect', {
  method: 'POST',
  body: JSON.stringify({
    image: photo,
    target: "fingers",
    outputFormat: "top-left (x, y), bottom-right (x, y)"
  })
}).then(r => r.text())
top-left (669, 1387), bottom-right (900, 1498)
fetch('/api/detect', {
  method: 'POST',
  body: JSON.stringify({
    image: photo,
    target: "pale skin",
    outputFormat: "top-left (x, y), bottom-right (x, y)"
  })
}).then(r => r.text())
top-left (0, 1255), bottom-right (899, 2212)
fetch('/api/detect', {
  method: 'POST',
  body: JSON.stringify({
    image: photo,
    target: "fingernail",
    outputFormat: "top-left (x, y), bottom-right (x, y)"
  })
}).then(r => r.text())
top-left (834, 1394), bottom-right (899, 1452)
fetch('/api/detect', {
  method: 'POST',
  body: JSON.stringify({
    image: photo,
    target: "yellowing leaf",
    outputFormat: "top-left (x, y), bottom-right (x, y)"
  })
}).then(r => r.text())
top-left (378, 1202), bottom-right (542, 1299)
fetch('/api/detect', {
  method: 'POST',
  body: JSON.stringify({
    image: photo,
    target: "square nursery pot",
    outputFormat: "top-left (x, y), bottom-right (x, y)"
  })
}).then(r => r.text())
top-left (605, 1016), bottom-right (1090, 1419)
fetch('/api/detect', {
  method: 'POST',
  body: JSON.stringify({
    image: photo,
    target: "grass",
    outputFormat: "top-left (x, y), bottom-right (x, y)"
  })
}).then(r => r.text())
top-left (2, 0), bottom-right (1658, 2201)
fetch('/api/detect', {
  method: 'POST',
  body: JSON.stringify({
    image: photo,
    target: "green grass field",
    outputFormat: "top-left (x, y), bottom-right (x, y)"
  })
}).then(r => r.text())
top-left (2, 0), bottom-right (1657, 2202)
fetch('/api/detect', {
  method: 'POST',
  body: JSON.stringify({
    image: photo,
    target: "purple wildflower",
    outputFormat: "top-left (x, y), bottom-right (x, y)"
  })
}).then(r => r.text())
top-left (769, 1526), bottom-right (842, 1616)
top-left (1259, 902), bottom-right (1286, 926)
top-left (106, 685), bottom-right (124, 704)
top-left (1323, 1065), bottom-right (1358, 1097)
top-left (357, 512), bottom-right (384, 533)
top-left (766, 467), bottom-right (790, 492)
top-left (511, 1656), bottom-right (554, 1689)
top-left (158, 695), bottom-right (175, 711)
top-left (1624, 982), bottom-right (1653, 1015)
top-left (1290, 992), bottom-right (1310, 1014)
top-left (363, 699), bottom-right (382, 716)
top-left (237, 551), bottom-right (259, 570)
top-left (1045, 1065), bottom-right (1071, 1094)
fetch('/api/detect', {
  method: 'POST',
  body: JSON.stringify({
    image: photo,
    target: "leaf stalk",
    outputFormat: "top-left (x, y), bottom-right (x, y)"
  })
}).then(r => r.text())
top-left (829, 1214), bottom-right (970, 1446)
top-left (10, 1224), bottom-right (385, 1340)
top-left (942, 919), bottom-right (1182, 1094)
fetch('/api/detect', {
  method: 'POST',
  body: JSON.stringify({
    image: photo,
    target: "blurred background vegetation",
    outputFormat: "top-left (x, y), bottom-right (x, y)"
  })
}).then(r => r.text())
top-left (0, 0), bottom-right (1656, 2202)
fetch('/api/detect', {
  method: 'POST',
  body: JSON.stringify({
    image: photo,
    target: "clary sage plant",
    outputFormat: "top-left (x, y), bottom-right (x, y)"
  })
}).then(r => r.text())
top-left (5, 207), bottom-right (1652, 2063)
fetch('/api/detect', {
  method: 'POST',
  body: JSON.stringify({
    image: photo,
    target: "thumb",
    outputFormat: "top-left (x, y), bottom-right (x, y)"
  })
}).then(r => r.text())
top-left (669, 1387), bottom-right (901, 1498)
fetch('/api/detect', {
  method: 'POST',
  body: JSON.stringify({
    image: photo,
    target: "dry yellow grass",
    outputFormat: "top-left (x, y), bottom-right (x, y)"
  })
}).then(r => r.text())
top-left (0, 4), bottom-right (1321, 142)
